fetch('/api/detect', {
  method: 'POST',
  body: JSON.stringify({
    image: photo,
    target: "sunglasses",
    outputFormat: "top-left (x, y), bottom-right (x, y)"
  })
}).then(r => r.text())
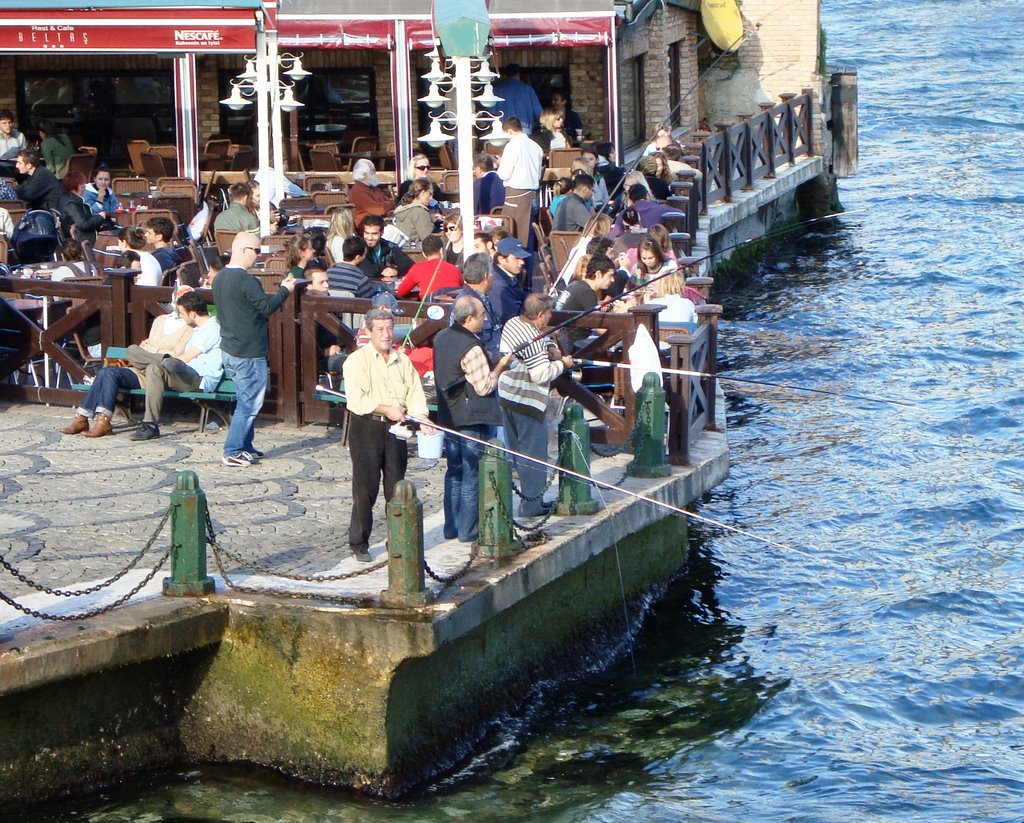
top-left (415, 164), bottom-right (430, 171)
top-left (444, 225), bottom-right (459, 232)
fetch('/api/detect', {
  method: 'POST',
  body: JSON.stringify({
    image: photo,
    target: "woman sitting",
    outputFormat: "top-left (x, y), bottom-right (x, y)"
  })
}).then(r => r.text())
top-left (441, 213), bottom-right (466, 269)
top-left (397, 153), bottom-right (444, 203)
top-left (392, 179), bottom-right (436, 244)
top-left (631, 238), bottom-right (678, 285)
top-left (548, 177), bottom-right (573, 222)
top-left (117, 226), bottom-right (162, 286)
top-left (286, 232), bottom-right (316, 277)
top-left (638, 153), bottom-right (673, 201)
top-left (37, 119), bottom-right (74, 179)
top-left (646, 271), bottom-right (696, 327)
top-left (325, 207), bottom-right (355, 265)
top-left (58, 170), bottom-right (108, 245)
top-left (532, 108), bottom-right (572, 154)
top-left (52, 239), bottom-right (90, 281)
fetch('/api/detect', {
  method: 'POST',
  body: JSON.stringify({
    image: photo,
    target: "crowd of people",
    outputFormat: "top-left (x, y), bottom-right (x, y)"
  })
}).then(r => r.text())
top-left (0, 92), bottom-right (703, 561)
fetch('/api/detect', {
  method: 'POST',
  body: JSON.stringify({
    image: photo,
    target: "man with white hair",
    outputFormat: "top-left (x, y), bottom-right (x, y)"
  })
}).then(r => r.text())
top-left (349, 158), bottom-right (395, 231)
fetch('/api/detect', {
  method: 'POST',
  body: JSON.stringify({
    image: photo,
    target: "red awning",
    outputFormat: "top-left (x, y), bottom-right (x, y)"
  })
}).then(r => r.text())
top-left (279, 13), bottom-right (611, 50)
top-left (277, 18), bottom-right (394, 49)
top-left (0, 7), bottom-right (258, 52)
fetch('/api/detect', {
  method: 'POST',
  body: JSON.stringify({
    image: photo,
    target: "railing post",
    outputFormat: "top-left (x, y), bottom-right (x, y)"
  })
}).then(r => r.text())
top-left (628, 372), bottom-right (670, 477)
top-left (759, 102), bottom-right (777, 178)
top-left (478, 438), bottom-right (518, 558)
top-left (556, 401), bottom-right (600, 515)
top-left (666, 333), bottom-right (692, 466)
top-left (801, 88), bottom-right (816, 156)
top-left (779, 93), bottom-right (797, 164)
top-left (381, 479), bottom-right (432, 608)
top-left (715, 121), bottom-right (733, 202)
top-left (737, 113), bottom-right (754, 190)
top-left (105, 270), bottom-right (136, 348)
top-left (164, 470), bottom-right (215, 597)
top-left (696, 304), bottom-right (722, 431)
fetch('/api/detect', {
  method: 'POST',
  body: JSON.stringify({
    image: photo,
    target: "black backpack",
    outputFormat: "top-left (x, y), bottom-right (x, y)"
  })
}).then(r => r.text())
top-left (12, 210), bottom-right (60, 264)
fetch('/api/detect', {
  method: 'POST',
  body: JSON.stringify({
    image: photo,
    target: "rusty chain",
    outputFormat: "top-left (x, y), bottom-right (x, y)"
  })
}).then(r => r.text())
top-left (423, 540), bottom-right (479, 586)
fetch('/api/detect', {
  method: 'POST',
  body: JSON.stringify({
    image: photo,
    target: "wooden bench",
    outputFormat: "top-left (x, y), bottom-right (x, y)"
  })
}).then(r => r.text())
top-left (71, 346), bottom-right (236, 432)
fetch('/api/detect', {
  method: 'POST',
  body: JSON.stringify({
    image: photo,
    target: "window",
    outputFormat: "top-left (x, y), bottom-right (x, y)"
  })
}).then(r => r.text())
top-left (17, 71), bottom-right (174, 163)
top-left (632, 55), bottom-right (646, 143)
top-left (218, 67), bottom-right (376, 149)
top-left (669, 41), bottom-right (682, 127)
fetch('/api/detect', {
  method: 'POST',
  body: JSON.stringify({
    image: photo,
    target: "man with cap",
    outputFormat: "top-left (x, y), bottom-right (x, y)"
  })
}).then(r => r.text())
top-left (490, 237), bottom-right (529, 324)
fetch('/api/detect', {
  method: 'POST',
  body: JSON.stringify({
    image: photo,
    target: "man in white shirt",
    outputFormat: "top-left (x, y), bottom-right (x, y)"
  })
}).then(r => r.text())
top-left (496, 117), bottom-right (544, 250)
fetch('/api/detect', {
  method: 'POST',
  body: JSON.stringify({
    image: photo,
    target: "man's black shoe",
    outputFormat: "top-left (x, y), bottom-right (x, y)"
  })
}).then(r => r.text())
top-left (351, 547), bottom-right (373, 563)
top-left (130, 423), bottom-right (160, 441)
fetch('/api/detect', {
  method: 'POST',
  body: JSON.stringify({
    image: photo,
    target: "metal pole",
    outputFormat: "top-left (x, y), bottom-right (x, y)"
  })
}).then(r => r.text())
top-left (453, 56), bottom-right (476, 234)
top-left (268, 29), bottom-right (287, 206)
top-left (254, 22), bottom-right (272, 237)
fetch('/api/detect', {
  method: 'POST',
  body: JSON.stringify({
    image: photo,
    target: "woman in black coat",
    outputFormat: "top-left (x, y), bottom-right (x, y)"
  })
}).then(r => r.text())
top-left (57, 170), bottom-right (107, 245)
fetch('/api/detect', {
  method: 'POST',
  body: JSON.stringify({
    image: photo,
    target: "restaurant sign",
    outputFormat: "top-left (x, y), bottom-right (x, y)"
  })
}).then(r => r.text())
top-left (0, 10), bottom-right (257, 52)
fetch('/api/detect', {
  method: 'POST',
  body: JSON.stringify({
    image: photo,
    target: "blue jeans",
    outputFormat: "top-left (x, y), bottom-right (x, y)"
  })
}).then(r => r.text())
top-left (223, 353), bottom-right (267, 457)
top-left (443, 424), bottom-right (494, 542)
top-left (78, 366), bottom-right (139, 417)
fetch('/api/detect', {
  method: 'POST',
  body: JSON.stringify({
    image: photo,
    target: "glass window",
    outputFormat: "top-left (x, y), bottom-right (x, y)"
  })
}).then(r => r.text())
top-left (17, 71), bottom-right (174, 162)
top-left (218, 68), bottom-right (376, 152)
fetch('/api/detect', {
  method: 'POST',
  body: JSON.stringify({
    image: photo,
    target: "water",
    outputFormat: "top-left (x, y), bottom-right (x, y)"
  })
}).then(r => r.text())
top-left (23, 0), bottom-right (1024, 819)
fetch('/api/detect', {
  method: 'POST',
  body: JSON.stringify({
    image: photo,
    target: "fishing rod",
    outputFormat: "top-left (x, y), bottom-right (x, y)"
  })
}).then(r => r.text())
top-left (572, 357), bottom-right (913, 408)
top-left (514, 208), bottom-right (866, 356)
top-left (364, 404), bottom-right (798, 554)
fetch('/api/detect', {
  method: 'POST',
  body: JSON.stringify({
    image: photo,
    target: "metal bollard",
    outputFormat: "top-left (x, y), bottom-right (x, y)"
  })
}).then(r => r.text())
top-left (380, 479), bottom-right (432, 608)
top-left (556, 402), bottom-right (600, 515)
top-left (628, 372), bottom-right (671, 477)
top-left (477, 437), bottom-right (518, 558)
top-left (164, 470), bottom-right (216, 597)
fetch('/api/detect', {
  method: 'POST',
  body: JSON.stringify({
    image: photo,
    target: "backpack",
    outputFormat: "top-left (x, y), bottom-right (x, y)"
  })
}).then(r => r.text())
top-left (11, 210), bottom-right (60, 264)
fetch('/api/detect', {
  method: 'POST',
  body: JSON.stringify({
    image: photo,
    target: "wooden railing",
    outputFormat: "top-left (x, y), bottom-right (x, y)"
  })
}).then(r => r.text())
top-left (0, 277), bottom-right (715, 458)
top-left (698, 89), bottom-right (815, 211)
top-left (665, 304), bottom-right (722, 465)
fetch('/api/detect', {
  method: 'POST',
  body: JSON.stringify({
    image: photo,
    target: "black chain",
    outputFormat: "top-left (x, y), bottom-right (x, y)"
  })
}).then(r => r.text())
top-left (0, 543), bottom-right (173, 622)
top-left (511, 466), bottom-right (557, 503)
top-left (424, 540), bottom-right (479, 586)
top-left (0, 507), bottom-right (173, 598)
top-left (489, 473), bottom-right (548, 550)
top-left (205, 510), bottom-right (386, 583)
top-left (590, 427), bottom-right (634, 458)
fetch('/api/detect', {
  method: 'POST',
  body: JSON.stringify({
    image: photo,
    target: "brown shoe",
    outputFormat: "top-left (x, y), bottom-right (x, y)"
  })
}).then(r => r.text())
top-left (60, 414), bottom-right (90, 435)
top-left (82, 414), bottom-right (113, 438)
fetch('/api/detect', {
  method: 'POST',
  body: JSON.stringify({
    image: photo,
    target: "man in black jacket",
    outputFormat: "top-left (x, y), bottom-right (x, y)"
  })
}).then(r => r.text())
top-left (358, 214), bottom-right (413, 280)
top-left (434, 295), bottom-right (511, 542)
top-left (15, 148), bottom-right (61, 211)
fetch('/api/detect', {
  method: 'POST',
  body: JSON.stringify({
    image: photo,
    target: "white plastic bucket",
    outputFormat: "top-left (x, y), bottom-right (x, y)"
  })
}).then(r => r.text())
top-left (417, 429), bottom-right (444, 459)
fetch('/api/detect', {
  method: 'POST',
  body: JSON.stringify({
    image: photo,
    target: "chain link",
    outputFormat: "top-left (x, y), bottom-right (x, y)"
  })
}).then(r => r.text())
top-left (590, 427), bottom-right (634, 458)
top-left (0, 543), bottom-right (173, 622)
top-left (489, 472), bottom-right (549, 550)
top-left (424, 540), bottom-right (479, 586)
top-left (0, 507), bottom-right (173, 598)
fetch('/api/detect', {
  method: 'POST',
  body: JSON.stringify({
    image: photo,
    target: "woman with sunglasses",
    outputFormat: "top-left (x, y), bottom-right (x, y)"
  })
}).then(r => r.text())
top-left (441, 214), bottom-right (465, 269)
top-left (397, 153), bottom-right (444, 203)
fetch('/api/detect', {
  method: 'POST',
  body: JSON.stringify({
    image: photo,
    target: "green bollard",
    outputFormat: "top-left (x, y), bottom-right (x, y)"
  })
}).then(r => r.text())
top-left (380, 479), bottom-right (433, 608)
top-left (164, 470), bottom-right (216, 597)
top-left (556, 402), bottom-right (600, 516)
top-left (477, 437), bottom-right (518, 558)
top-left (628, 372), bottom-right (671, 477)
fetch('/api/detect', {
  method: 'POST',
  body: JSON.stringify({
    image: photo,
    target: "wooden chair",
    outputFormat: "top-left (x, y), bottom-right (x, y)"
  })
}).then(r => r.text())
top-left (479, 213), bottom-right (515, 233)
top-left (549, 230), bottom-right (583, 274)
top-left (263, 255), bottom-right (290, 274)
top-left (309, 149), bottom-right (341, 172)
top-left (343, 136), bottom-right (377, 171)
top-left (229, 148), bottom-right (254, 171)
top-left (157, 177), bottom-right (198, 196)
top-left (150, 145), bottom-right (178, 176)
top-left (66, 153), bottom-right (95, 179)
top-left (548, 147), bottom-right (582, 169)
top-left (0, 199), bottom-right (26, 227)
top-left (141, 152), bottom-right (168, 181)
top-left (312, 191), bottom-right (349, 210)
top-left (214, 229), bottom-right (237, 254)
top-left (261, 234), bottom-right (290, 250)
top-left (532, 222), bottom-right (556, 292)
top-left (0, 236), bottom-right (8, 265)
top-left (438, 143), bottom-right (456, 170)
top-left (125, 139), bottom-right (150, 176)
top-left (132, 209), bottom-right (176, 229)
top-left (301, 173), bottom-right (344, 192)
top-left (76, 145), bottom-right (98, 156)
top-left (201, 138), bottom-right (231, 171)
top-left (441, 170), bottom-right (460, 198)
top-left (279, 196), bottom-right (315, 212)
top-left (155, 194), bottom-right (196, 225)
top-left (112, 177), bottom-right (149, 196)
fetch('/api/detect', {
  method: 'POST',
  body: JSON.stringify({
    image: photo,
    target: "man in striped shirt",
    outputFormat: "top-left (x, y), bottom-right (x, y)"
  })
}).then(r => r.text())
top-left (497, 294), bottom-right (575, 517)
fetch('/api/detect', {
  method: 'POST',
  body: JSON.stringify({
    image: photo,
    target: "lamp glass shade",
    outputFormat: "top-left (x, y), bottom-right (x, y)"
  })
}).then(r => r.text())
top-left (220, 86), bottom-right (250, 110)
top-left (473, 83), bottom-right (501, 109)
top-left (418, 83), bottom-right (448, 109)
top-left (284, 56), bottom-right (312, 80)
top-left (418, 120), bottom-right (454, 148)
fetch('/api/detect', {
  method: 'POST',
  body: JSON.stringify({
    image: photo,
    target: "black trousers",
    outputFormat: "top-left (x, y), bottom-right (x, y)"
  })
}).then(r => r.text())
top-left (347, 413), bottom-right (408, 551)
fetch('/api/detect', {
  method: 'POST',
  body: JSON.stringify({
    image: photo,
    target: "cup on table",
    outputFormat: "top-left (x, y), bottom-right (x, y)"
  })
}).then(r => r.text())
top-left (20, 266), bottom-right (34, 279)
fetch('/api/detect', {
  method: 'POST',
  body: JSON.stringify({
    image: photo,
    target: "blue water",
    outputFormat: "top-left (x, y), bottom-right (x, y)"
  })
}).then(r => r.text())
top-left (25, 0), bottom-right (1024, 819)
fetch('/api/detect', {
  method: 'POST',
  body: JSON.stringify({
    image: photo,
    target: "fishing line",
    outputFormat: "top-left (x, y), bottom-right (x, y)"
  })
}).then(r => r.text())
top-left (514, 208), bottom-right (867, 357)
top-left (572, 357), bottom-right (912, 408)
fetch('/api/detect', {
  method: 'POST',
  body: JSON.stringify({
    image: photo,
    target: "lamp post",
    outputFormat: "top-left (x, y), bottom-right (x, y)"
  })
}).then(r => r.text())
top-left (419, 0), bottom-right (503, 234)
top-left (220, 41), bottom-right (310, 236)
